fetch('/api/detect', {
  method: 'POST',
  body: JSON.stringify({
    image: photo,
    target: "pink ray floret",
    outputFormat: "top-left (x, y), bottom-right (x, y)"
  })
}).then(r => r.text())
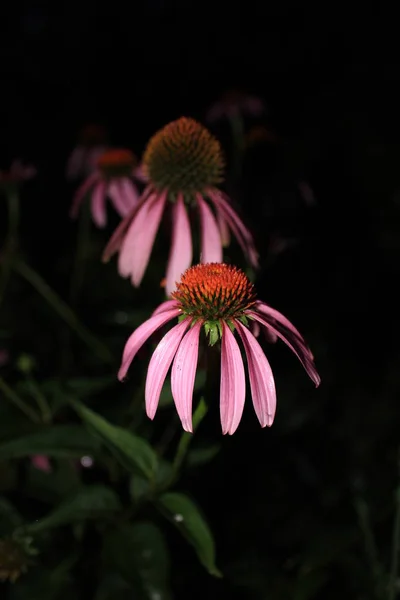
top-left (117, 263), bottom-right (320, 435)
top-left (70, 149), bottom-right (144, 228)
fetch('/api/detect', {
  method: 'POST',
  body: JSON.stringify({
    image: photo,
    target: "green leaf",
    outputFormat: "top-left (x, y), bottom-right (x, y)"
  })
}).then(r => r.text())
top-left (72, 400), bottom-right (158, 479)
top-left (0, 496), bottom-right (23, 535)
top-left (186, 443), bottom-right (221, 468)
top-left (26, 485), bottom-right (121, 532)
top-left (157, 492), bottom-right (221, 577)
top-left (103, 522), bottom-right (172, 600)
top-left (130, 459), bottom-right (173, 503)
top-left (0, 425), bottom-right (101, 460)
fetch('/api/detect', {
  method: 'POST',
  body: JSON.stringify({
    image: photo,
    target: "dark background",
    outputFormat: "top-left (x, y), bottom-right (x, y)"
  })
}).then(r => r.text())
top-left (2, 3), bottom-right (400, 599)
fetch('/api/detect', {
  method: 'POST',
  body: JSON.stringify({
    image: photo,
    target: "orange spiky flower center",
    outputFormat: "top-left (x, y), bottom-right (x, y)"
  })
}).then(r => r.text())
top-left (143, 117), bottom-right (224, 200)
top-left (97, 149), bottom-right (137, 178)
top-left (172, 263), bottom-right (256, 343)
top-left (0, 536), bottom-right (35, 583)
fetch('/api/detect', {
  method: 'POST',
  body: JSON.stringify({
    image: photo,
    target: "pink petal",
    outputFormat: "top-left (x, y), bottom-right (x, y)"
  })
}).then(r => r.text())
top-left (254, 300), bottom-right (313, 352)
top-left (207, 189), bottom-right (259, 268)
top-left (165, 195), bottom-right (192, 296)
top-left (66, 147), bottom-right (86, 180)
top-left (31, 455), bottom-right (52, 473)
top-left (91, 180), bottom-right (107, 227)
top-left (171, 321), bottom-right (202, 432)
top-left (220, 322), bottom-right (246, 435)
top-left (145, 318), bottom-right (191, 420)
top-left (70, 172), bottom-right (100, 219)
top-left (102, 185), bottom-right (156, 260)
top-left (236, 321), bottom-right (276, 427)
top-left (133, 163), bottom-right (149, 183)
top-left (152, 299), bottom-right (180, 316)
top-left (196, 194), bottom-right (223, 263)
top-left (118, 308), bottom-right (180, 380)
top-left (118, 191), bottom-right (167, 287)
top-left (217, 210), bottom-right (231, 247)
top-left (108, 178), bottom-right (140, 217)
top-left (247, 310), bottom-right (321, 387)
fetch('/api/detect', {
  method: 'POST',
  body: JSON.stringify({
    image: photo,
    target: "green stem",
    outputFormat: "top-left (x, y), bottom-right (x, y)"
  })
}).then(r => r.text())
top-left (0, 376), bottom-right (40, 423)
top-left (0, 189), bottom-right (20, 308)
top-left (172, 398), bottom-right (207, 474)
top-left (354, 495), bottom-right (384, 599)
top-left (69, 202), bottom-right (91, 307)
top-left (388, 451), bottom-right (400, 600)
top-left (12, 258), bottom-right (114, 365)
top-left (25, 376), bottom-right (52, 424)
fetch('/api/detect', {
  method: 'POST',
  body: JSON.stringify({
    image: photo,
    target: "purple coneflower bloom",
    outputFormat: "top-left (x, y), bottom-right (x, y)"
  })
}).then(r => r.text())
top-left (0, 160), bottom-right (36, 190)
top-left (31, 455), bottom-right (51, 473)
top-left (206, 89), bottom-right (265, 123)
top-left (70, 149), bottom-right (143, 228)
top-left (103, 117), bottom-right (259, 296)
top-left (118, 263), bottom-right (320, 434)
top-left (66, 124), bottom-right (108, 181)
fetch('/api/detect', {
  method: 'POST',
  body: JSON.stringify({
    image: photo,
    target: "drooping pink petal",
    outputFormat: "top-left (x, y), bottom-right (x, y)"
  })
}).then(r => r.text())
top-left (196, 194), bottom-right (223, 264)
top-left (216, 210), bottom-right (230, 247)
top-left (254, 301), bottom-right (314, 355)
top-left (247, 310), bottom-right (321, 387)
top-left (171, 321), bottom-right (202, 432)
top-left (152, 299), bottom-right (180, 316)
top-left (207, 189), bottom-right (259, 268)
top-left (165, 195), bottom-right (192, 296)
top-left (102, 185), bottom-right (156, 261)
top-left (31, 455), bottom-right (52, 473)
top-left (66, 147), bottom-right (86, 180)
top-left (145, 318), bottom-right (191, 420)
top-left (118, 191), bottom-right (167, 287)
top-left (220, 322), bottom-right (246, 435)
top-left (118, 308), bottom-right (180, 380)
top-left (108, 178), bottom-right (140, 217)
top-left (70, 172), bottom-right (100, 219)
top-left (133, 163), bottom-right (149, 183)
top-left (236, 321), bottom-right (276, 427)
top-left (91, 180), bottom-right (107, 227)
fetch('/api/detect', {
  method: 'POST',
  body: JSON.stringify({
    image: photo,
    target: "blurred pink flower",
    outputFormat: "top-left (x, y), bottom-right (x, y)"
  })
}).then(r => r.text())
top-left (31, 455), bottom-right (51, 473)
top-left (0, 349), bottom-right (9, 367)
top-left (66, 124), bottom-right (109, 180)
top-left (70, 149), bottom-right (143, 227)
top-left (206, 90), bottom-right (265, 123)
top-left (118, 263), bottom-right (320, 434)
top-left (103, 117), bottom-right (259, 296)
top-left (0, 161), bottom-right (36, 187)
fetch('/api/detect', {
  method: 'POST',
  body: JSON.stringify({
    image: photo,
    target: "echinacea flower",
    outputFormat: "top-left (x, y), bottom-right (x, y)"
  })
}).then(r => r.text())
top-left (70, 149), bottom-right (143, 227)
top-left (0, 160), bottom-right (36, 193)
top-left (103, 117), bottom-right (259, 296)
top-left (118, 263), bottom-right (320, 434)
top-left (206, 89), bottom-right (265, 123)
top-left (66, 124), bottom-right (108, 181)
top-left (31, 455), bottom-right (51, 473)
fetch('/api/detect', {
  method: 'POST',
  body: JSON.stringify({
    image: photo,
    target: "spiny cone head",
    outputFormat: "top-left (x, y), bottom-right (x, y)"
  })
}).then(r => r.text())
top-left (172, 263), bottom-right (256, 321)
top-left (143, 117), bottom-right (224, 195)
top-left (97, 149), bottom-right (137, 178)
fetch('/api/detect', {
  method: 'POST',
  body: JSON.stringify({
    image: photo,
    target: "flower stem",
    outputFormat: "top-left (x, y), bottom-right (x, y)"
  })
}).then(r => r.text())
top-left (388, 450), bottom-right (400, 600)
top-left (172, 397), bottom-right (207, 474)
top-left (24, 376), bottom-right (52, 424)
top-left (0, 190), bottom-right (20, 308)
top-left (0, 376), bottom-right (40, 423)
top-left (354, 494), bottom-right (384, 599)
top-left (12, 258), bottom-right (114, 365)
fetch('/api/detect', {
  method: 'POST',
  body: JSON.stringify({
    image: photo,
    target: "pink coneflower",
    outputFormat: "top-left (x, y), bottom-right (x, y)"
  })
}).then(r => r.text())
top-left (206, 89), bottom-right (265, 123)
top-left (0, 160), bottom-right (36, 191)
top-left (70, 149), bottom-right (143, 228)
top-left (118, 263), bottom-right (320, 434)
top-left (66, 124), bottom-right (108, 181)
top-left (103, 117), bottom-right (259, 296)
